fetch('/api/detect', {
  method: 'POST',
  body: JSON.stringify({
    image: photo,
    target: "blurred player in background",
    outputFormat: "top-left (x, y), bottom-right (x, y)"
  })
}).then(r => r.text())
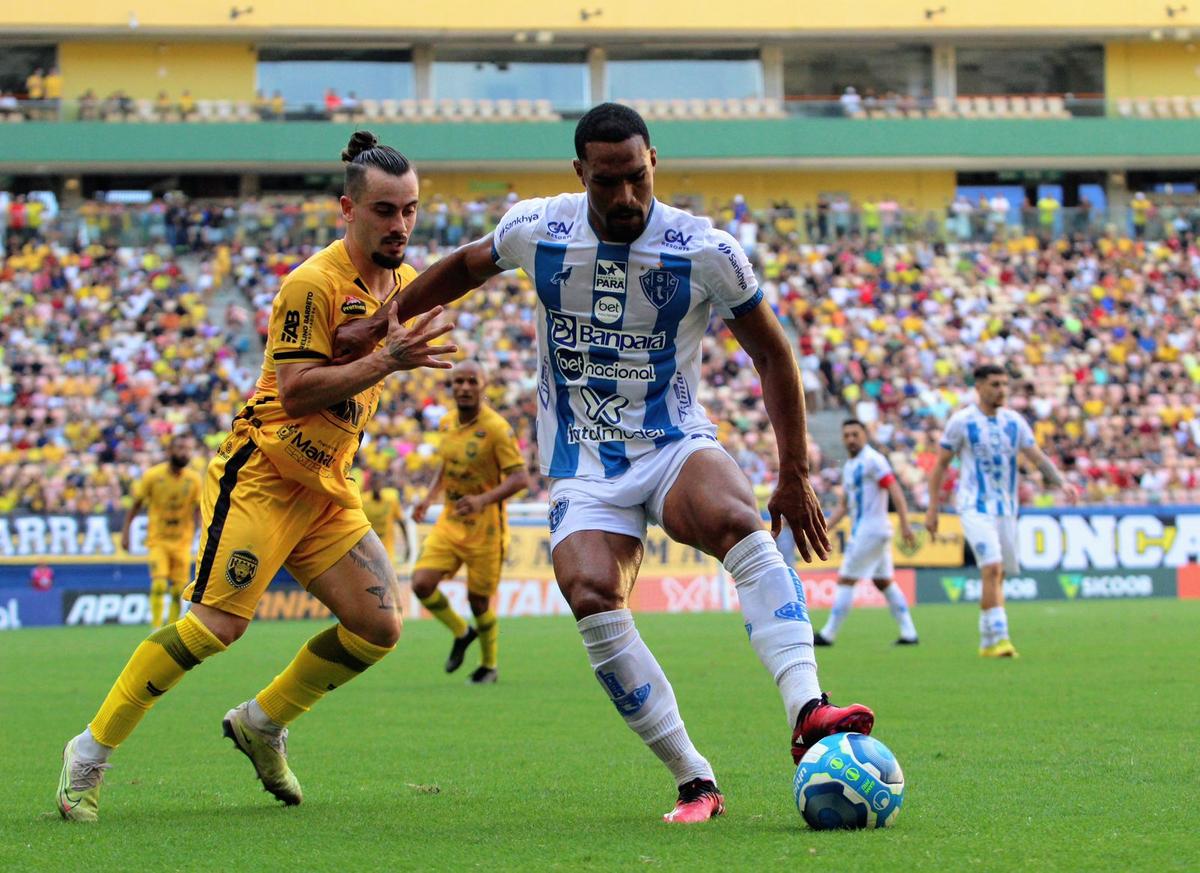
top-left (362, 477), bottom-right (406, 567)
top-left (56, 131), bottom-right (456, 822)
top-left (927, 364), bottom-right (1077, 658)
top-left (813, 420), bottom-right (918, 647)
top-left (334, 103), bottom-right (874, 823)
top-left (120, 433), bottom-right (202, 628)
top-left (411, 360), bottom-right (530, 684)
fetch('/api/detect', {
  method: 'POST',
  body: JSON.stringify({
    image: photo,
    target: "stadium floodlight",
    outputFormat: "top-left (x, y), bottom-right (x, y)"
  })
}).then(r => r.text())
top-left (924, 6), bottom-right (946, 19)
top-left (1166, 5), bottom-right (1189, 18)
top-left (230, 5), bottom-right (255, 20)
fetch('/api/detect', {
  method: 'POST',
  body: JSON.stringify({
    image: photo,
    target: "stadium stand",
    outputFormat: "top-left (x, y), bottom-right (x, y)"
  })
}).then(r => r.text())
top-left (4, 195), bottom-right (1198, 517)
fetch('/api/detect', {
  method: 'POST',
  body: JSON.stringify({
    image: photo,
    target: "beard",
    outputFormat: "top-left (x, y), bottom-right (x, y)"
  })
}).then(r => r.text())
top-left (605, 209), bottom-right (645, 243)
top-left (169, 456), bottom-right (188, 470)
top-left (371, 250), bottom-right (405, 269)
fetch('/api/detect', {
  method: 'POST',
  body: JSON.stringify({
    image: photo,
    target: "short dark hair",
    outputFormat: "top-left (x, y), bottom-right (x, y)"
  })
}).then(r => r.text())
top-left (973, 364), bottom-right (1007, 382)
top-left (842, 419), bottom-right (867, 431)
top-left (342, 130), bottom-right (413, 200)
top-left (574, 103), bottom-right (651, 160)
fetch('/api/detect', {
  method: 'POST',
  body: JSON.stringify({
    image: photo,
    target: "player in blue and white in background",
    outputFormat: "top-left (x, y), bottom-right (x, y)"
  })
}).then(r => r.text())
top-left (813, 419), bottom-right (919, 647)
top-left (927, 364), bottom-right (1077, 658)
top-left (331, 103), bottom-right (875, 823)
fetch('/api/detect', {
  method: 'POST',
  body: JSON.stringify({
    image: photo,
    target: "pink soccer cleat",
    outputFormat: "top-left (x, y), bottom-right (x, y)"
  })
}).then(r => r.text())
top-left (791, 692), bottom-right (875, 764)
top-left (662, 778), bottom-right (726, 823)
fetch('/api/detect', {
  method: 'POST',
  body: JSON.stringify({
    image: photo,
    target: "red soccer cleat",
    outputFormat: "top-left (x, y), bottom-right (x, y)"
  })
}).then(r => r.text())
top-left (791, 693), bottom-right (875, 764)
top-left (662, 778), bottom-right (726, 823)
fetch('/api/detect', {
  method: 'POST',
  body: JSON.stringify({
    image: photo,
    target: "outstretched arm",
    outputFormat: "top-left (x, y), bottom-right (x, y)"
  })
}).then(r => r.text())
top-left (332, 236), bottom-right (502, 362)
top-left (726, 300), bottom-right (830, 562)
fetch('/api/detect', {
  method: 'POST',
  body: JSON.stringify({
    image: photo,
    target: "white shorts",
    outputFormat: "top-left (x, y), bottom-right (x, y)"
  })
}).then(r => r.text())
top-left (547, 429), bottom-right (726, 551)
top-left (961, 511), bottom-right (1020, 575)
top-left (838, 530), bottom-right (894, 580)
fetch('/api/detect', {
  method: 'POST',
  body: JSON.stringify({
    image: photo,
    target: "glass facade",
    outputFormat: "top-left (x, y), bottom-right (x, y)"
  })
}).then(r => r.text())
top-left (256, 50), bottom-right (414, 108)
top-left (956, 44), bottom-right (1103, 95)
top-left (607, 56), bottom-right (762, 100)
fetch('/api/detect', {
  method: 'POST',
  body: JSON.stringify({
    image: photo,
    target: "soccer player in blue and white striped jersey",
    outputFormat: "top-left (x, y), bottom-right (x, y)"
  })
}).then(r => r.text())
top-left (333, 103), bottom-right (875, 823)
top-left (927, 364), bottom-right (1077, 657)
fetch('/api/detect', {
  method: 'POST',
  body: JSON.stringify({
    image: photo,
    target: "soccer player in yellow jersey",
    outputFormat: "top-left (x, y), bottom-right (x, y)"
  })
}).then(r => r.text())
top-left (120, 434), bottom-right (202, 628)
top-left (56, 131), bottom-right (457, 822)
top-left (362, 481), bottom-right (405, 565)
top-left (412, 361), bottom-right (529, 684)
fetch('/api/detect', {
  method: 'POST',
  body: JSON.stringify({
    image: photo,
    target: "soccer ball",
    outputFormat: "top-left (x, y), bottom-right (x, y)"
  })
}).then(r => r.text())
top-left (793, 732), bottom-right (905, 829)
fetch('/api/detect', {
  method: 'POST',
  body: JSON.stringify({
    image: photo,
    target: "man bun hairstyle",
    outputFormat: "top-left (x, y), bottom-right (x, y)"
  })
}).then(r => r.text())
top-left (574, 102), bottom-right (651, 160)
top-left (342, 130), bottom-right (413, 200)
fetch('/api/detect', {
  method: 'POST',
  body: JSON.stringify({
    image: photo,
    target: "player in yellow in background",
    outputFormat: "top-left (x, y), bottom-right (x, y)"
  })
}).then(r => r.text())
top-left (56, 131), bottom-right (457, 822)
top-left (412, 360), bottom-right (530, 684)
top-left (120, 434), bottom-right (202, 628)
top-left (362, 480), bottom-right (406, 566)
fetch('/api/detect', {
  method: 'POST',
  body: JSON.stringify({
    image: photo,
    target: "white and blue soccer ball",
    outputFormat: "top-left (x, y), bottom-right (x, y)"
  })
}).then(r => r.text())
top-left (793, 732), bottom-right (905, 830)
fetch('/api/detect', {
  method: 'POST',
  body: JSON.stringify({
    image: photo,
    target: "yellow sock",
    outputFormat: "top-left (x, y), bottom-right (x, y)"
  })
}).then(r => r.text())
top-left (89, 612), bottom-right (226, 747)
top-left (166, 588), bottom-right (181, 625)
top-left (419, 590), bottom-right (468, 638)
top-left (255, 624), bottom-right (394, 726)
top-left (149, 577), bottom-right (167, 628)
top-left (477, 609), bottom-right (498, 669)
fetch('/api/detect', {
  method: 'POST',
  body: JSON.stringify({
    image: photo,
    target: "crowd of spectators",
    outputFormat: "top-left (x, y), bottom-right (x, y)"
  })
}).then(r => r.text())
top-left (3, 192), bottom-right (1199, 519)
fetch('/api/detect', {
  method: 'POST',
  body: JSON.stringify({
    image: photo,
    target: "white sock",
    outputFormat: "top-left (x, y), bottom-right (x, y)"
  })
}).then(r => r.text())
top-left (578, 609), bottom-right (714, 787)
top-left (882, 582), bottom-right (918, 640)
top-left (725, 530), bottom-right (821, 727)
top-left (981, 606), bottom-right (1009, 646)
top-left (821, 584), bottom-right (856, 641)
top-left (76, 726), bottom-right (114, 763)
top-left (246, 698), bottom-right (284, 735)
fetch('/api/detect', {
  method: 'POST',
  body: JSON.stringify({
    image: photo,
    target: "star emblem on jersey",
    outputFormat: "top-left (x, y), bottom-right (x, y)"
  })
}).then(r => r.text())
top-left (580, 386), bottom-right (628, 425)
top-left (639, 268), bottom-right (680, 310)
top-left (594, 259), bottom-right (627, 293)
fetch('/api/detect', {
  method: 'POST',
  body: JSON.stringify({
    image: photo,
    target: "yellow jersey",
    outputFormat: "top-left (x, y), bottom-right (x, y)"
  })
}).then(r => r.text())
top-left (433, 405), bottom-right (525, 545)
top-left (232, 240), bottom-right (417, 509)
top-left (362, 488), bottom-right (404, 555)
top-left (135, 462), bottom-right (202, 547)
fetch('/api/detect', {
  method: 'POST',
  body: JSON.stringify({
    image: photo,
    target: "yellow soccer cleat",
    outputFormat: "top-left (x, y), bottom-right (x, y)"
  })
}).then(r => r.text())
top-left (57, 737), bottom-right (111, 822)
top-left (222, 703), bottom-right (303, 806)
top-left (979, 639), bottom-right (1020, 658)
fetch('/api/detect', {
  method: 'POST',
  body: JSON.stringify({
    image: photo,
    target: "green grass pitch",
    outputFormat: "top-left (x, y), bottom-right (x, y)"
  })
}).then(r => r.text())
top-left (2, 599), bottom-right (1195, 871)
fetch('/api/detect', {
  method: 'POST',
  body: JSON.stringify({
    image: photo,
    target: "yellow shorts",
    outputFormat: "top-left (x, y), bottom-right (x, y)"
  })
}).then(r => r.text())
top-left (181, 434), bottom-right (372, 620)
top-left (413, 526), bottom-right (505, 597)
top-left (147, 542), bottom-right (191, 588)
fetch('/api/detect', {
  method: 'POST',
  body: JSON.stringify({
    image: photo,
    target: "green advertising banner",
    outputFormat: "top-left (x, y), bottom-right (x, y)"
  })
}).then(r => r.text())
top-left (916, 569), bottom-right (1178, 604)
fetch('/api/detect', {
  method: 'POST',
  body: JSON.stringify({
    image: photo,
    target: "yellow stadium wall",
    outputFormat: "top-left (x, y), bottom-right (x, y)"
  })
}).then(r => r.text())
top-left (1105, 41), bottom-right (1200, 98)
top-left (58, 42), bottom-right (256, 101)
top-left (8, 1), bottom-right (1182, 33)
top-left (417, 169), bottom-right (955, 213)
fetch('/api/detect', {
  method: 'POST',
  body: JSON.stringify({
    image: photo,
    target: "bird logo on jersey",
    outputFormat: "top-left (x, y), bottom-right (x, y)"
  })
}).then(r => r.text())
top-left (580, 386), bottom-right (628, 425)
top-left (640, 268), bottom-right (680, 310)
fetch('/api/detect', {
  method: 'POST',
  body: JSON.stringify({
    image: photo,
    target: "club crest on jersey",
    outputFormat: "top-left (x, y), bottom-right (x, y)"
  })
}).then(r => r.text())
top-left (594, 259), bottom-right (627, 293)
top-left (548, 497), bottom-right (569, 532)
top-left (225, 549), bottom-right (259, 590)
top-left (640, 268), bottom-right (680, 310)
top-left (340, 297), bottom-right (368, 316)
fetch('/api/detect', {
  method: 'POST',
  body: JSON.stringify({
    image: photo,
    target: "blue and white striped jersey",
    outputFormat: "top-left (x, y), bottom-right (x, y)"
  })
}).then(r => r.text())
top-left (492, 193), bottom-right (763, 480)
top-left (940, 404), bottom-right (1036, 516)
top-left (842, 445), bottom-right (895, 536)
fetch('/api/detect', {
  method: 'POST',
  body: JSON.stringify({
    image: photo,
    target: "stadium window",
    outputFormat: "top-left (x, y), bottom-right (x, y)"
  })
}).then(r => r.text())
top-left (781, 43), bottom-right (932, 116)
top-left (955, 44), bottom-right (1103, 97)
top-left (0, 44), bottom-right (55, 96)
top-left (606, 49), bottom-right (762, 101)
top-left (256, 49), bottom-right (414, 115)
top-left (432, 48), bottom-right (588, 110)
